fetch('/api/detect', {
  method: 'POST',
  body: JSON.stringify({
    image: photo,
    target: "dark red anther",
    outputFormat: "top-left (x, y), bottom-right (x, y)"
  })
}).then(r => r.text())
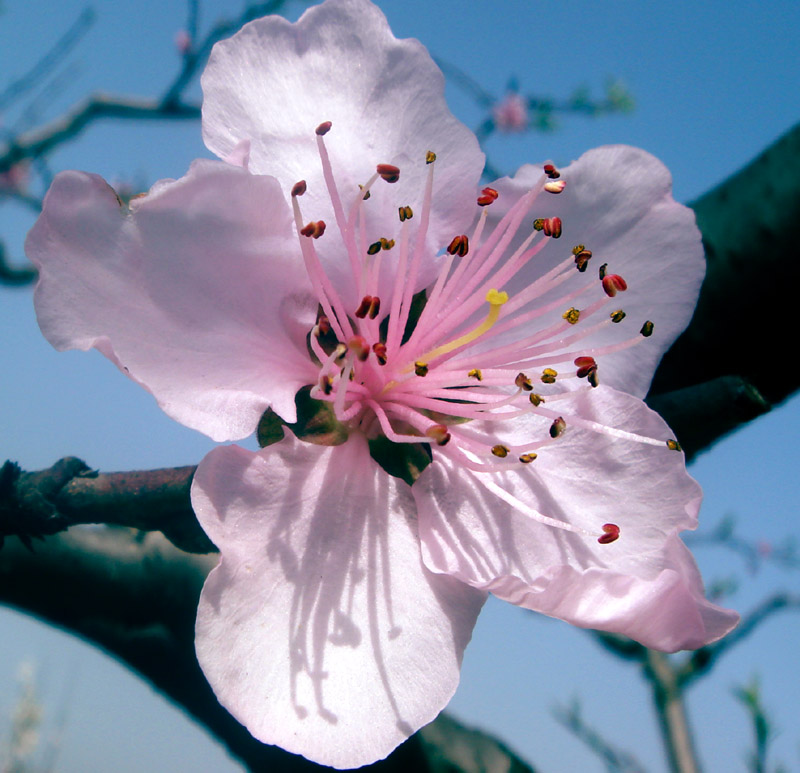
top-left (377, 164), bottom-right (400, 183)
top-left (317, 315), bottom-right (331, 336)
top-left (426, 424), bottom-right (452, 446)
top-left (319, 374), bottom-right (334, 396)
top-left (315, 121), bottom-right (332, 136)
top-left (291, 180), bottom-right (307, 197)
top-left (549, 416), bottom-right (566, 438)
top-left (300, 220), bottom-right (326, 239)
top-left (574, 356), bottom-right (597, 378)
top-left (543, 163), bottom-right (560, 179)
top-left (372, 342), bottom-right (387, 365)
top-left (477, 187), bottom-right (499, 206)
top-left (368, 296), bottom-right (381, 319)
top-left (598, 523), bottom-right (620, 544)
top-left (602, 274), bottom-right (628, 297)
top-left (355, 296), bottom-right (374, 319)
top-left (447, 235), bottom-right (469, 257)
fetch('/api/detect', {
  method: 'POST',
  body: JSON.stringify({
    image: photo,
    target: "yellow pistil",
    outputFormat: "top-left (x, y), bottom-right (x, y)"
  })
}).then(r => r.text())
top-left (415, 289), bottom-right (509, 365)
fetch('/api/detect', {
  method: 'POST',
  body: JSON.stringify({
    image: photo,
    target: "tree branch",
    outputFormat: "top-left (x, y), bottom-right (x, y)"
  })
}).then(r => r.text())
top-left (0, 528), bottom-right (535, 773)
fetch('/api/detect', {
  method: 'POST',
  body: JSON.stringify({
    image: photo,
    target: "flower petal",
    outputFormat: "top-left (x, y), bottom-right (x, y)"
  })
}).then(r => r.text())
top-left (416, 386), bottom-right (738, 651)
top-left (201, 0), bottom-right (484, 270)
top-left (27, 160), bottom-right (317, 439)
top-left (486, 146), bottom-right (704, 398)
top-left (193, 436), bottom-right (485, 768)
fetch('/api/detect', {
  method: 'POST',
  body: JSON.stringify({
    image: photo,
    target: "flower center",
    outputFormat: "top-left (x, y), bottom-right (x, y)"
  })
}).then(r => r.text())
top-left (288, 121), bottom-right (681, 544)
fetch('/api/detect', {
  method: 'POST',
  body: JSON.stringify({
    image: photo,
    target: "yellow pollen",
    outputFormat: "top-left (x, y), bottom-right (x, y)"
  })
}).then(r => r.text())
top-left (491, 445), bottom-right (510, 458)
top-left (610, 309), bottom-right (626, 323)
top-left (519, 453), bottom-right (538, 463)
top-left (529, 393), bottom-right (545, 406)
top-left (414, 361), bottom-right (429, 377)
top-left (666, 439), bottom-right (682, 452)
top-left (468, 368), bottom-right (483, 380)
top-left (541, 368), bottom-right (558, 384)
top-left (562, 307), bottom-right (581, 325)
top-left (426, 150), bottom-right (437, 164)
top-left (414, 289), bottom-right (509, 365)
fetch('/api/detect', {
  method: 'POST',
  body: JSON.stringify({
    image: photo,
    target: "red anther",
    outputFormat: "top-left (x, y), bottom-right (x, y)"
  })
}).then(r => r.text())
top-left (543, 163), bottom-right (560, 179)
top-left (355, 295), bottom-right (374, 319)
top-left (291, 180), bottom-right (307, 197)
top-left (315, 121), bottom-right (332, 136)
top-left (477, 186), bottom-right (499, 206)
top-left (447, 234), bottom-right (469, 257)
top-left (425, 424), bottom-right (451, 446)
top-left (598, 523), bottom-right (621, 544)
top-left (544, 180), bottom-right (566, 194)
top-left (549, 416), bottom-right (566, 438)
top-left (574, 356), bottom-right (597, 378)
top-left (377, 164), bottom-right (400, 183)
top-left (541, 216), bottom-right (562, 238)
top-left (317, 315), bottom-right (331, 336)
top-left (368, 296), bottom-right (381, 319)
top-left (602, 274), bottom-right (628, 297)
top-left (372, 342), bottom-right (387, 365)
top-left (300, 220), bottom-right (326, 239)
top-left (348, 335), bottom-right (370, 362)
top-left (573, 248), bottom-right (592, 272)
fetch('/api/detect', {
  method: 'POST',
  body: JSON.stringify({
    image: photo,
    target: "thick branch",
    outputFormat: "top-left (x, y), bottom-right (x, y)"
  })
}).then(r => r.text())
top-left (1, 457), bottom-right (211, 553)
top-left (0, 528), bottom-right (534, 773)
top-left (651, 121), bottom-right (800, 409)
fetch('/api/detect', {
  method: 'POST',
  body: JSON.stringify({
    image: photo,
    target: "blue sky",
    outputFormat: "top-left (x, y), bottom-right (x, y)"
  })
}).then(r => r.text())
top-left (1, 1), bottom-right (799, 770)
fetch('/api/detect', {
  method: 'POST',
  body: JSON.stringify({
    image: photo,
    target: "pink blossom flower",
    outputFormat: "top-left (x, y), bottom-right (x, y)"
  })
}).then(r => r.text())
top-left (493, 92), bottom-right (530, 132)
top-left (26, 0), bottom-right (738, 767)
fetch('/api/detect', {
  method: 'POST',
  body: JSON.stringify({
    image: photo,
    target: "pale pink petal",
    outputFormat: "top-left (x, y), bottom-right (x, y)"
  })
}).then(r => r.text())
top-left (415, 386), bottom-right (738, 651)
top-left (201, 0), bottom-right (484, 281)
top-left (27, 160), bottom-right (317, 439)
top-left (485, 146), bottom-right (704, 398)
top-left (193, 436), bottom-right (485, 769)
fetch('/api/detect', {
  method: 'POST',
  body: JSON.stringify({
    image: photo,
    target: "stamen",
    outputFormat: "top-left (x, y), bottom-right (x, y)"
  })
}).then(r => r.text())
top-left (398, 205), bottom-right (413, 222)
top-left (491, 445), bottom-right (510, 458)
top-left (315, 121), bottom-right (332, 136)
top-left (519, 453), bottom-right (538, 463)
top-left (291, 180), bottom-right (307, 197)
top-left (544, 180), bottom-right (566, 194)
top-left (573, 245), bottom-right (592, 272)
top-left (666, 439), bottom-right (682, 452)
top-left (541, 368), bottom-right (558, 384)
top-left (515, 373), bottom-right (533, 391)
top-left (598, 523), bottom-right (621, 544)
top-left (477, 187), bottom-right (499, 206)
top-left (549, 417), bottom-right (566, 438)
top-left (447, 235), bottom-right (469, 257)
top-left (414, 361), bottom-right (429, 377)
top-left (610, 309), bottom-right (626, 323)
top-left (641, 320), bottom-right (655, 337)
top-left (426, 424), bottom-right (451, 445)
top-left (426, 150), bottom-right (437, 164)
top-left (372, 342), bottom-right (387, 365)
top-left (562, 307), bottom-right (581, 325)
top-left (300, 220), bottom-right (326, 238)
top-left (602, 274), bottom-right (628, 297)
top-left (529, 393), bottom-right (545, 406)
top-left (377, 164), bottom-right (401, 183)
top-left (533, 217), bottom-right (562, 238)
top-left (543, 163), bottom-right (560, 179)
top-left (468, 368), bottom-right (483, 380)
